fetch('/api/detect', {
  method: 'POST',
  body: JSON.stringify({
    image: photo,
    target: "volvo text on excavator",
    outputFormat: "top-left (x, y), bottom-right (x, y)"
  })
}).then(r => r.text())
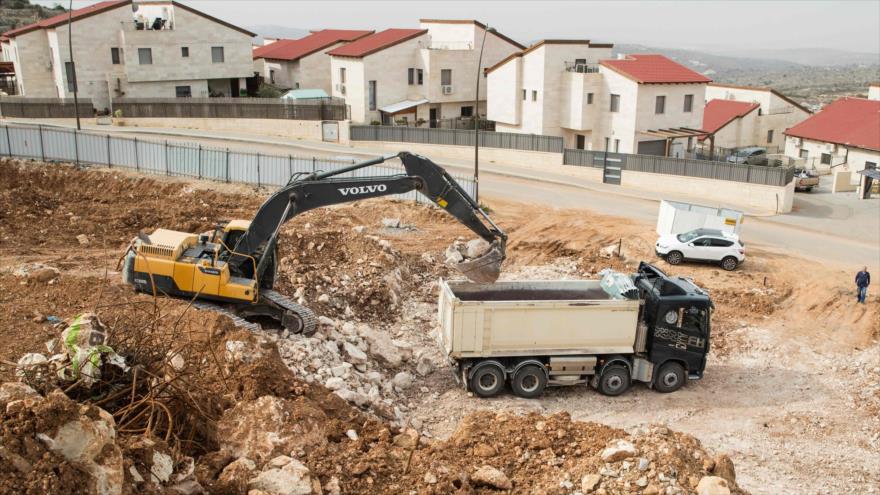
top-left (120, 152), bottom-right (507, 335)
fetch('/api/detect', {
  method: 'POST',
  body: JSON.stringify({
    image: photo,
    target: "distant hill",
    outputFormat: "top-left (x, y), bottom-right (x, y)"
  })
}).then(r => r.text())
top-left (0, 0), bottom-right (66, 34)
top-left (249, 25), bottom-right (311, 43)
top-left (613, 43), bottom-right (804, 76)
top-left (712, 47), bottom-right (880, 67)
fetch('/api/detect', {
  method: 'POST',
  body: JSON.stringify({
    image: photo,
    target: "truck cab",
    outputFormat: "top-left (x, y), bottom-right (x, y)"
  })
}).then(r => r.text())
top-left (635, 263), bottom-right (711, 389)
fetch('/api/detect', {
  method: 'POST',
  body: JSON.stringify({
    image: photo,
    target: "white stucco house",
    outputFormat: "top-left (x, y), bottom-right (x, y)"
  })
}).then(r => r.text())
top-left (328, 19), bottom-right (524, 125)
top-left (784, 97), bottom-right (879, 180)
top-left (487, 44), bottom-right (711, 156)
top-left (252, 29), bottom-right (373, 93)
top-left (1, 0), bottom-right (255, 110)
top-left (869, 83), bottom-right (880, 101)
top-left (701, 83), bottom-right (811, 151)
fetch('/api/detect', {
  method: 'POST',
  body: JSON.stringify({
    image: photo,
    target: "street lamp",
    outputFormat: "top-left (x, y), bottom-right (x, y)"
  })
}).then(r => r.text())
top-left (473, 25), bottom-right (495, 204)
top-left (68, 0), bottom-right (81, 130)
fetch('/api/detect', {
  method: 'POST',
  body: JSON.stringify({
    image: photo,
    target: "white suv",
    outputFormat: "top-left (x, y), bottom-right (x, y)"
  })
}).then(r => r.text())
top-left (655, 228), bottom-right (745, 271)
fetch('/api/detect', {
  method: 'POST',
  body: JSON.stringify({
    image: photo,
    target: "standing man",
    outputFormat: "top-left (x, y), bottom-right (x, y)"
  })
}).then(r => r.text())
top-left (855, 266), bottom-right (870, 304)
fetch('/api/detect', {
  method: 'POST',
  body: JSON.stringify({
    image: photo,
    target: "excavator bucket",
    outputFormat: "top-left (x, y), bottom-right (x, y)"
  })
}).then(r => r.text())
top-left (456, 243), bottom-right (505, 284)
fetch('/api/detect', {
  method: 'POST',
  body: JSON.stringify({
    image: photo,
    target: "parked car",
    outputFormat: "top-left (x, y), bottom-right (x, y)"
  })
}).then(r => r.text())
top-left (794, 168), bottom-right (820, 192)
top-left (726, 147), bottom-right (767, 165)
top-left (655, 228), bottom-right (745, 271)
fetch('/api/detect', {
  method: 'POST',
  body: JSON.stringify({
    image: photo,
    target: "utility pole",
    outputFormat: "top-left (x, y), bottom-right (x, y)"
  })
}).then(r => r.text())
top-left (473, 25), bottom-right (494, 204)
top-left (68, 0), bottom-right (81, 130)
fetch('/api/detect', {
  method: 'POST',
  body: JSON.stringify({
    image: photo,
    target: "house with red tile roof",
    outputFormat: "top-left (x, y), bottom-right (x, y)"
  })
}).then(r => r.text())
top-left (783, 97), bottom-right (880, 179)
top-left (328, 20), bottom-right (524, 124)
top-left (703, 83), bottom-right (811, 151)
top-left (1, 0), bottom-right (255, 109)
top-left (252, 30), bottom-right (373, 93)
top-left (488, 49), bottom-right (711, 155)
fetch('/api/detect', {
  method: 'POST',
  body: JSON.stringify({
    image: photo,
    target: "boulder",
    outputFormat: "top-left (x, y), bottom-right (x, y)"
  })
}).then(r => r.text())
top-left (218, 457), bottom-right (256, 486)
top-left (0, 382), bottom-right (39, 408)
top-left (29, 267), bottom-right (60, 283)
top-left (342, 342), bottom-right (367, 365)
top-left (248, 457), bottom-right (312, 495)
top-left (360, 328), bottom-right (403, 368)
top-left (465, 238), bottom-right (491, 259)
top-left (392, 371), bottom-right (414, 391)
top-left (697, 476), bottom-right (731, 495)
top-left (324, 377), bottom-right (345, 391)
top-left (581, 473), bottom-right (601, 492)
top-left (444, 245), bottom-right (464, 264)
top-left (600, 439), bottom-right (638, 462)
top-left (471, 465), bottom-right (512, 490)
top-left (76, 234), bottom-right (90, 246)
top-left (712, 454), bottom-right (736, 484)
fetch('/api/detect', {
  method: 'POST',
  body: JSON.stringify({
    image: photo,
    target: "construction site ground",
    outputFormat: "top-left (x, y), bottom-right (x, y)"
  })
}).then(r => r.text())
top-left (0, 158), bottom-right (877, 495)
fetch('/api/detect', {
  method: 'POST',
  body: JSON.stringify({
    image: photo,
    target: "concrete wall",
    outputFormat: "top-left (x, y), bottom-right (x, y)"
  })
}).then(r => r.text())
top-left (351, 139), bottom-right (564, 168)
top-left (487, 56), bottom-right (521, 125)
top-left (114, 116), bottom-right (350, 143)
top-left (710, 110), bottom-right (759, 149)
top-left (8, 30), bottom-right (56, 97)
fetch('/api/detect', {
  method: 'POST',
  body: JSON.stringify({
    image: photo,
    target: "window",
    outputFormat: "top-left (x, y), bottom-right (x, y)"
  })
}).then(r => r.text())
top-left (766, 130), bottom-right (774, 143)
top-left (110, 47), bottom-right (121, 65)
top-left (440, 69), bottom-right (452, 86)
top-left (614, 139), bottom-right (620, 152)
top-left (368, 80), bottom-right (377, 111)
top-left (820, 153), bottom-right (832, 165)
top-left (175, 85), bottom-right (191, 98)
top-left (269, 69), bottom-right (275, 84)
top-left (655, 95), bottom-right (666, 114)
top-left (181, 46), bottom-right (189, 58)
top-left (799, 149), bottom-right (809, 159)
top-left (587, 92), bottom-right (593, 104)
top-left (610, 94), bottom-right (620, 112)
top-left (138, 47), bottom-right (152, 65)
top-left (710, 238), bottom-right (734, 247)
top-left (417, 69), bottom-right (423, 85)
top-left (522, 89), bottom-right (526, 100)
top-left (460, 106), bottom-right (473, 117)
top-left (683, 94), bottom-right (693, 113)
top-left (211, 46), bottom-right (224, 63)
top-left (408, 68), bottom-right (414, 85)
top-left (64, 62), bottom-right (76, 92)
top-left (531, 90), bottom-right (537, 101)
top-left (339, 67), bottom-right (346, 84)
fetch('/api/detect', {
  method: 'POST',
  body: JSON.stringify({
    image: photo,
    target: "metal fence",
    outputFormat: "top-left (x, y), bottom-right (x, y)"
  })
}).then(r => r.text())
top-left (351, 125), bottom-right (564, 153)
top-left (113, 97), bottom-right (349, 121)
top-left (0, 97), bottom-right (95, 119)
top-left (0, 123), bottom-right (475, 203)
top-left (563, 148), bottom-right (794, 187)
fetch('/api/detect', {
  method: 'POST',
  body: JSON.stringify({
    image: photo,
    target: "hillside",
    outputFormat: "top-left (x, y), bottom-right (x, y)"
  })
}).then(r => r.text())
top-left (0, 0), bottom-right (66, 34)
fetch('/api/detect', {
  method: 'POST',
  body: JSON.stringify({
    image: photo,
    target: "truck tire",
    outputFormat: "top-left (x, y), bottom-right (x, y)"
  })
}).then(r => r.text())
top-left (721, 256), bottom-right (738, 271)
top-left (654, 362), bottom-right (686, 393)
top-left (666, 251), bottom-right (683, 266)
top-left (511, 364), bottom-right (547, 398)
top-left (469, 364), bottom-right (505, 398)
top-left (598, 365), bottom-right (630, 396)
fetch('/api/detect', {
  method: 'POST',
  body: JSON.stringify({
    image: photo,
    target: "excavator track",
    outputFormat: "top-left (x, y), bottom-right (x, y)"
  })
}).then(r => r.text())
top-left (261, 290), bottom-right (318, 335)
top-left (192, 300), bottom-right (262, 332)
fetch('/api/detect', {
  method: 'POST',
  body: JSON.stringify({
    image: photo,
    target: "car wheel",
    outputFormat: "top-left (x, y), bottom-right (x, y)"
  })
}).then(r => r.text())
top-left (598, 364), bottom-right (630, 396)
top-left (469, 363), bottom-right (505, 398)
top-left (654, 362), bottom-right (686, 393)
top-left (511, 364), bottom-right (547, 398)
top-left (721, 256), bottom-right (739, 271)
top-left (666, 251), bottom-right (683, 265)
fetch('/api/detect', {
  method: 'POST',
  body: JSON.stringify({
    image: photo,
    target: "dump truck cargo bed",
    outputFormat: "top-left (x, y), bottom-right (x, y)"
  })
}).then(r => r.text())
top-left (438, 279), bottom-right (641, 359)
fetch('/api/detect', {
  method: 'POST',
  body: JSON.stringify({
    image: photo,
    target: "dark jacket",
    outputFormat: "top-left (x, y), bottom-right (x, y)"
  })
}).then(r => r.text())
top-left (856, 271), bottom-right (870, 288)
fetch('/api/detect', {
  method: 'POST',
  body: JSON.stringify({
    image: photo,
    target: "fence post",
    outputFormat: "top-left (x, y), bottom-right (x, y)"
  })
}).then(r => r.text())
top-left (165, 140), bottom-right (170, 176)
top-left (312, 156), bottom-right (316, 173)
top-left (134, 137), bottom-right (140, 171)
top-left (106, 134), bottom-right (111, 168)
top-left (256, 153), bottom-right (261, 188)
top-left (288, 155), bottom-right (293, 178)
top-left (73, 129), bottom-right (80, 166)
top-left (745, 166), bottom-right (751, 184)
top-left (197, 144), bottom-right (202, 179)
top-left (37, 124), bottom-right (45, 161)
top-left (3, 125), bottom-right (11, 157)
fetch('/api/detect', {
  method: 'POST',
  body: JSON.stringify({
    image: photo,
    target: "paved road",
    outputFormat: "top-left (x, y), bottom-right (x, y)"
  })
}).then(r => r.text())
top-left (8, 120), bottom-right (879, 271)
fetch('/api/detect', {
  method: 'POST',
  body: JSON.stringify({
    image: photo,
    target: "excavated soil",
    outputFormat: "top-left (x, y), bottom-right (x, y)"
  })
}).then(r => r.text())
top-left (0, 158), bottom-right (877, 494)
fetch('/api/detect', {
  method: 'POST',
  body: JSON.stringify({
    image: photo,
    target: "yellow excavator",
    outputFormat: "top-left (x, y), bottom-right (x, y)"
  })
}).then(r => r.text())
top-left (121, 152), bottom-right (506, 335)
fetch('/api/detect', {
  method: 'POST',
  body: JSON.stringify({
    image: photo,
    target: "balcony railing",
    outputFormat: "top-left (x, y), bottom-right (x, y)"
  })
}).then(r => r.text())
top-left (564, 62), bottom-right (600, 73)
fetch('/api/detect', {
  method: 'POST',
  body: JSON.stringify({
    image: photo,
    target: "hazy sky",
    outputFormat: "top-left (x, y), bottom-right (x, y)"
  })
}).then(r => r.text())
top-left (34, 0), bottom-right (880, 53)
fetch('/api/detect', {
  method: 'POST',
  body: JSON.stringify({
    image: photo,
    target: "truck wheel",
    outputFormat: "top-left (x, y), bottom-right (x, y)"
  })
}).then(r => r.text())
top-left (666, 251), bottom-right (683, 265)
top-left (511, 365), bottom-right (547, 398)
top-left (598, 365), bottom-right (630, 396)
top-left (654, 362), bottom-right (686, 393)
top-left (469, 364), bottom-right (505, 398)
top-left (721, 256), bottom-right (738, 271)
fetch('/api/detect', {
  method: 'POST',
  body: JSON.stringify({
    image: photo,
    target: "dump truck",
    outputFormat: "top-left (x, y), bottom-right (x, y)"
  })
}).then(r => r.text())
top-left (437, 263), bottom-right (712, 398)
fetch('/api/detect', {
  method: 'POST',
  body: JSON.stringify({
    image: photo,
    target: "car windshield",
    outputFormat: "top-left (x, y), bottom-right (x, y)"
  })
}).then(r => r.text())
top-left (676, 230), bottom-right (702, 242)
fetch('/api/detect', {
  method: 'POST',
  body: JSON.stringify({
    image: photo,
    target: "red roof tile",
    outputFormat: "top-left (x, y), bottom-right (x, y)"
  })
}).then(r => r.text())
top-left (327, 29), bottom-right (427, 58)
top-left (3, 0), bottom-right (130, 37)
top-left (254, 30), bottom-right (373, 61)
top-left (600, 54), bottom-right (711, 84)
top-left (702, 99), bottom-right (760, 134)
top-left (785, 97), bottom-right (880, 152)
